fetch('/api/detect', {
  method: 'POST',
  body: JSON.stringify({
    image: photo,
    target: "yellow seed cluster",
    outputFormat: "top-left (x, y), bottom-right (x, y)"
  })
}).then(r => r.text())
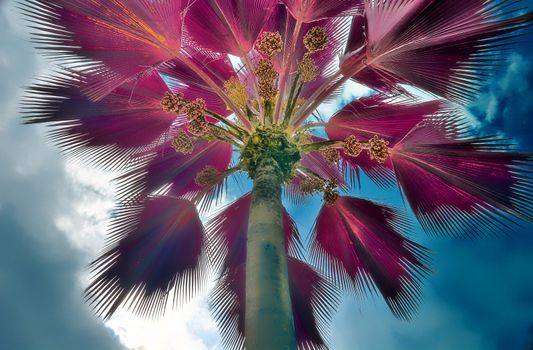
top-left (320, 147), bottom-right (339, 164)
top-left (298, 54), bottom-right (319, 83)
top-left (303, 26), bottom-right (328, 53)
top-left (368, 135), bottom-right (390, 163)
top-left (161, 91), bottom-right (186, 113)
top-left (343, 135), bottom-right (363, 157)
top-left (224, 77), bottom-right (248, 109)
top-left (171, 129), bottom-right (193, 154)
top-left (323, 180), bottom-right (338, 206)
top-left (256, 31), bottom-right (283, 57)
top-left (299, 176), bottom-right (325, 195)
top-left (195, 166), bottom-right (220, 187)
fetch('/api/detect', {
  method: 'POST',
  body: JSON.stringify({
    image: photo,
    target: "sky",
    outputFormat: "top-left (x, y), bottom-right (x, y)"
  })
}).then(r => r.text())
top-left (0, 1), bottom-right (532, 349)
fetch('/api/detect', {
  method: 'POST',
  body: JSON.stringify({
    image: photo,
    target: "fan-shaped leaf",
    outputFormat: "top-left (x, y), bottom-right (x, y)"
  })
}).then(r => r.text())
top-left (21, 71), bottom-right (177, 170)
top-left (391, 116), bottom-right (533, 238)
top-left (184, 0), bottom-right (277, 55)
top-left (85, 197), bottom-right (207, 320)
top-left (326, 95), bottom-right (443, 187)
top-left (341, 0), bottom-right (533, 103)
top-left (281, 0), bottom-right (361, 22)
top-left (22, 0), bottom-right (187, 100)
top-left (158, 50), bottom-right (237, 116)
top-left (310, 196), bottom-right (430, 320)
top-left (116, 139), bottom-right (233, 201)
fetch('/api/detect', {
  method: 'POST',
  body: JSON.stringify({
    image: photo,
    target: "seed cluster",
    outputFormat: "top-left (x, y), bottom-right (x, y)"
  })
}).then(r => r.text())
top-left (368, 135), bottom-right (390, 163)
top-left (299, 176), bottom-right (325, 195)
top-left (195, 166), bottom-right (220, 187)
top-left (255, 59), bottom-right (278, 81)
top-left (298, 54), bottom-right (319, 83)
top-left (188, 118), bottom-right (209, 136)
top-left (343, 135), bottom-right (363, 157)
top-left (256, 59), bottom-right (279, 101)
top-left (205, 124), bottom-right (228, 141)
top-left (184, 98), bottom-right (206, 120)
top-left (161, 91), bottom-right (186, 113)
top-left (303, 26), bottom-right (328, 53)
top-left (256, 31), bottom-right (283, 57)
top-left (171, 129), bottom-right (193, 154)
top-left (184, 98), bottom-right (208, 136)
top-left (320, 147), bottom-right (339, 164)
top-left (323, 180), bottom-right (339, 205)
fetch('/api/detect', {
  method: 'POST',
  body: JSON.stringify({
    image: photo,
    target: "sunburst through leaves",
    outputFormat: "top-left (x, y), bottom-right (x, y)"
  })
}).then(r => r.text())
top-left (20, 0), bottom-right (533, 349)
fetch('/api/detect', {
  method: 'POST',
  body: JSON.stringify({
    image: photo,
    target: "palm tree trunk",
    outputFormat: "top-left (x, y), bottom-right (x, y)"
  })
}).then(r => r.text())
top-left (245, 157), bottom-right (296, 350)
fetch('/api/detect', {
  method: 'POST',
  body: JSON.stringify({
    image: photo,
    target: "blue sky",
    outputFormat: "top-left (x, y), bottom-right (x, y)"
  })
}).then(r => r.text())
top-left (1, 1), bottom-right (532, 349)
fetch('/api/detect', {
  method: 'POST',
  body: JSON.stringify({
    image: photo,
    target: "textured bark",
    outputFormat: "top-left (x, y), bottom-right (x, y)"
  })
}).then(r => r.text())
top-left (245, 157), bottom-right (296, 350)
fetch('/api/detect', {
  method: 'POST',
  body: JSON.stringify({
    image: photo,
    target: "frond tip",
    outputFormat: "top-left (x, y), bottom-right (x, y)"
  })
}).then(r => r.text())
top-left (84, 197), bottom-right (207, 320)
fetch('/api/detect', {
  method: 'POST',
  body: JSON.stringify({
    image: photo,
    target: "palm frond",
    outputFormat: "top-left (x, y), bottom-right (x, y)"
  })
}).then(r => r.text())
top-left (21, 0), bottom-right (187, 100)
top-left (342, 0), bottom-right (533, 103)
top-left (21, 70), bottom-right (178, 171)
top-left (310, 196), bottom-right (430, 320)
top-left (85, 196), bottom-right (207, 320)
top-left (391, 115), bottom-right (533, 238)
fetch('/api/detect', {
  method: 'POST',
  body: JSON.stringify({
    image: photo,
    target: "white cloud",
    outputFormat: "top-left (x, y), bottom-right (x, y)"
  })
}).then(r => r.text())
top-left (107, 293), bottom-right (220, 350)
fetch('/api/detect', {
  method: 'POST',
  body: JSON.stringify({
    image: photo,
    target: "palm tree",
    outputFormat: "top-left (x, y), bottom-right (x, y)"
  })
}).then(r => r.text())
top-left (21, 1), bottom-right (532, 349)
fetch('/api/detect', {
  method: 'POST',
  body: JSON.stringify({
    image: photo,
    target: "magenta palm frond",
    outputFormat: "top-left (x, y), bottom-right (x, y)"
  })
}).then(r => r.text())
top-left (391, 115), bottom-right (533, 238)
top-left (341, 0), bottom-right (533, 103)
top-left (184, 0), bottom-right (278, 56)
top-left (114, 139), bottom-right (232, 201)
top-left (85, 197), bottom-right (206, 320)
top-left (20, 0), bottom-right (533, 348)
top-left (311, 196), bottom-right (429, 320)
top-left (22, 0), bottom-right (187, 100)
top-left (22, 70), bottom-right (177, 170)
top-left (281, 0), bottom-right (362, 22)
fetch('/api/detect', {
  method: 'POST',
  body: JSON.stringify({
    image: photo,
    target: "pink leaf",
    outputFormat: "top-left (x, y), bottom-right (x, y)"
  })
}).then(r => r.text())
top-left (327, 95), bottom-right (443, 144)
top-left (184, 0), bottom-right (277, 55)
top-left (158, 51), bottom-right (237, 116)
top-left (310, 196), bottom-right (429, 320)
top-left (85, 197), bottom-right (206, 320)
top-left (22, 71), bottom-right (177, 170)
top-left (341, 1), bottom-right (533, 103)
top-left (22, 0), bottom-right (187, 100)
top-left (391, 116), bottom-right (533, 238)
top-left (281, 0), bottom-right (362, 22)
